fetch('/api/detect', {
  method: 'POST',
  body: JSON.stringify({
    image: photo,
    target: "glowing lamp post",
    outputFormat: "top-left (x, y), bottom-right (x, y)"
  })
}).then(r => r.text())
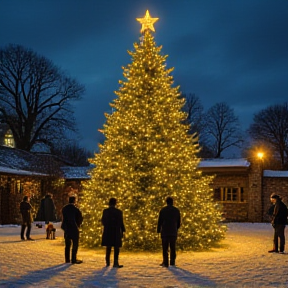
top-left (257, 151), bottom-right (264, 221)
top-left (257, 152), bottom-right (264, 160)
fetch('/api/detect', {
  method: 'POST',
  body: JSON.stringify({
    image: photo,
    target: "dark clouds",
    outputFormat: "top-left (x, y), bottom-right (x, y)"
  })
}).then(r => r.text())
top-left (1, 0), bottom-right (287, 151)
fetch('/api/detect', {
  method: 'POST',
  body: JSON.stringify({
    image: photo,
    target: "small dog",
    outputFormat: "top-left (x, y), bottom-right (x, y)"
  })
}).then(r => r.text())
top-left (46, 223), bottom-right (56, 240)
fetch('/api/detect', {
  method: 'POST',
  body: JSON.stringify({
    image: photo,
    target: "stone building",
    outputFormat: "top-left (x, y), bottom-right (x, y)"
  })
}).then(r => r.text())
top-left (199, 158), bottom-right (288, 222)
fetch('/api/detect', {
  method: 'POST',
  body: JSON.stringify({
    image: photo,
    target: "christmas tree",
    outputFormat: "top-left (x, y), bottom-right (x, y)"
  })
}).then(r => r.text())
top-left (80, 10), bottom-right (226, 250)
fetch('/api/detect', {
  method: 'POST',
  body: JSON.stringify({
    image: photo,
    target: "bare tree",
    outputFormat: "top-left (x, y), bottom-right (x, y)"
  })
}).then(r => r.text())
top-left (248, 102), bottom-right (288, 169)
top-left (51, 141), bottom-right (93, 166)
top-left (182, 93), bottom-right (204, 134)
top-left (0, 44), bottom-right (85, 151)
top-left (182, 93), bottom-right (213, 157)
top-left (204, 102), bottom-right (243, 158)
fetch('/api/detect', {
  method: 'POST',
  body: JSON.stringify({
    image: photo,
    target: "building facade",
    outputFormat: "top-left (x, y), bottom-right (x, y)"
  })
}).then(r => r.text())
top-left (0, 145), bottom-right (91, 224)
top-left (199, 158), bottom-right (288, 222)
top-left (1, 144), bottom-right (287, 224)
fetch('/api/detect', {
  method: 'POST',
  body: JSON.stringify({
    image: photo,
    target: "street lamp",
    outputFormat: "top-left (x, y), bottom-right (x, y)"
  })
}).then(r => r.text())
top-left (256, 151), bottom-right (264, 221)
top-left (257, 152), bottom-right (264, 160)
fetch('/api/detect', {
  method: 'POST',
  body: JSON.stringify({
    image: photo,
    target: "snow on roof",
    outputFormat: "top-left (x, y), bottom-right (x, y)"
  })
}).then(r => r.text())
top-left (30, 142), bottom-right (51, 153)
top-left (198, 158), bottom-right (250, 168)
top-left (0, 165), bottom-right (48, 176)
top-left (61, 166), bottom-right (93, 179)
top-left (0, 146), bottom-right (33, 169)
top-left (263, 170), bottom-right (288, 178)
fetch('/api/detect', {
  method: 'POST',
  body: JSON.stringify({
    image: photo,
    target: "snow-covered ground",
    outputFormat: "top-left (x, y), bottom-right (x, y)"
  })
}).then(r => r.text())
top-left (0, 222), bottom-right (287, 288)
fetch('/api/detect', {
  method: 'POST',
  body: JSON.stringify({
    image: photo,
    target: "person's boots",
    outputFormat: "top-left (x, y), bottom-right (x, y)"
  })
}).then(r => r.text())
top-left (113, 262), bottom-right (123, 268)
top-left (20, 225), bottom-right (25, 240)
top-left (268, 242), bottom-right (278, 253)
top-left (105, 255), bottom-right (110, 267)
top-left (105, 247), bottom-right (111, 266)
top-left (113, 253), bottom-right (123, 268)
top-left (71, 251), bottom-right (82, 264)
top-left (65, 250), bottom-right (70, 263)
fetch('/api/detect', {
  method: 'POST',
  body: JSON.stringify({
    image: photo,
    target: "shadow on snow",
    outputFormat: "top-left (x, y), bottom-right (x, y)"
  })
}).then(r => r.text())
top-left (1, 264), bottom-right (70, 286)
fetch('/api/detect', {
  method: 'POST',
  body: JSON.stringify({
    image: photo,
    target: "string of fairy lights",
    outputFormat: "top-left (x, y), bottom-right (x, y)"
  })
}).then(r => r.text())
top-left (79, 10), bottom-right (226, 251)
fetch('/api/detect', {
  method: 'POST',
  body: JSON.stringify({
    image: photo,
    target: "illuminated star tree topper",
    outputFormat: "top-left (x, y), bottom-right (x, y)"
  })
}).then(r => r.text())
top-left (136, 10), bottom-right (159, 33)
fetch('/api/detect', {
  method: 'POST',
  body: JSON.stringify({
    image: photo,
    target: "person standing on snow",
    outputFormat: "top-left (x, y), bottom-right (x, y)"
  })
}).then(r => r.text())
top-left (20, 196), bottom-right (34, 241)
top-left (61, 196), bottom-right (83, 264)
top-left (268, 193), bottom-right (288, 254)
top-left (157, 196), bottom-right (181, 267)
top-left (43, 194), bottom-right (57, 224)
top-left (37, 194), bottom-right (57, 225)
top-left (101, 197), bottom-right (126, 268)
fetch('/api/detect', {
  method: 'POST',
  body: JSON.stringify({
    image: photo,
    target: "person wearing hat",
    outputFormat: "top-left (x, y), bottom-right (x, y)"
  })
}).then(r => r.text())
top-left (268, 193), bottom-right (288, 253)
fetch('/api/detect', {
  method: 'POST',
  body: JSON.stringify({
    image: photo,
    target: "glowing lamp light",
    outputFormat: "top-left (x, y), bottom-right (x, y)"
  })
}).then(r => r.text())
top-left (257, 152), bottom-right (264, 160)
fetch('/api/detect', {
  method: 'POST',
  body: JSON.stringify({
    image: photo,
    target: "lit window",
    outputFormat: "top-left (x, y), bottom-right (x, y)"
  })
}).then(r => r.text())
top-left (4, 129), bottom-right (15, 148)
top-left (214, 187), bottom-right (246, 202)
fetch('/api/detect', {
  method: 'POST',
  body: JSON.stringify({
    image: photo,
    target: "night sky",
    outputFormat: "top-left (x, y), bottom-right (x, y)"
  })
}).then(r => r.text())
top-left (1, 0), bottom-right (287, 152)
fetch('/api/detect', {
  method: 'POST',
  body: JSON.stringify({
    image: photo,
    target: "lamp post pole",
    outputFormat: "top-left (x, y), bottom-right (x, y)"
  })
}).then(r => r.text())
top-left (257, 152), bottom-right (264, 222)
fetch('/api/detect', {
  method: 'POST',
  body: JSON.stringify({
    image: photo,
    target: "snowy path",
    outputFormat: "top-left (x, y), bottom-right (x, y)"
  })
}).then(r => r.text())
top-left (0, 223), bottom-right (288, 287)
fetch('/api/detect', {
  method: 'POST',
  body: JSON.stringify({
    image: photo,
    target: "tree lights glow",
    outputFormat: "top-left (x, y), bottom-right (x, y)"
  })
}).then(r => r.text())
top-left (79, 11), bottom-right (226, 251)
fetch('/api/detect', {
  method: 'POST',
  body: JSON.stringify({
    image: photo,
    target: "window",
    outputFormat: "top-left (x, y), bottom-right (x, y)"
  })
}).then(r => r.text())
top-left (4, 129), bottom-right (15, 148)
top-left (214, 187), bottom-right (246, 202)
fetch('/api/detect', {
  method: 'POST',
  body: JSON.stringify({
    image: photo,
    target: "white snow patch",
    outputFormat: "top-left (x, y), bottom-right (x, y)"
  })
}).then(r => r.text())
top-left (264, 170), bottom-right (288, 178)
top-left (1, 222), bottom-right (288, 287)
top-left (198, 158), bottom-right (250, 168)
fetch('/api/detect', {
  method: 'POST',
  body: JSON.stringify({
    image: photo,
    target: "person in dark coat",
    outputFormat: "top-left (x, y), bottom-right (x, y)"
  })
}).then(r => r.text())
top-left (44, 194), bottom-right (57, 224)
top-left (36, 194), bottom-right (57, 226)
top-left (267, 202), bottom-right (276, 251)
top-left (20, 196), bottom-right (34, 241)
top-left (268, 193), bottom-right (287, 253)
top-left (61, 196), bottom-right (83, 264)
top-left (157, 196), bottom-right (181, 267)
top-left (101, 198), bottom-right (125, 268)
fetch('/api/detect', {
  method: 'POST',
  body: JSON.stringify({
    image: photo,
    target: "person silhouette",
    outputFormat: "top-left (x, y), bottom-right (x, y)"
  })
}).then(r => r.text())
top-left (157, 196), bottom-right (181, 267)
top-left (101, 198), bottom-right (125, 268)
top-left (61, 196), bottom-right (83, 264)
top-left (20, 196), bottom-right (34, 241)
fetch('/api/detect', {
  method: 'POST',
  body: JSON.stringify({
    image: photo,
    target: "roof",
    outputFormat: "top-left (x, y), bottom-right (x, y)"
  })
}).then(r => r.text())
top-left (0, 165), bottom-right (48, 176)
top-left (198, 158), bottom-right (251, 173)
top-left (0, 145), bottom-right (53, 175)
top-left (61, 166), bottom-right (93, 180)
top-left (30, 142), bottom-right (51, 153)
top-left (0, 145), bottom-right (87, 178)
top-left (264, 170), bottom-right (288, 178)
top-left (198, 158), bottom-right (250, 168)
